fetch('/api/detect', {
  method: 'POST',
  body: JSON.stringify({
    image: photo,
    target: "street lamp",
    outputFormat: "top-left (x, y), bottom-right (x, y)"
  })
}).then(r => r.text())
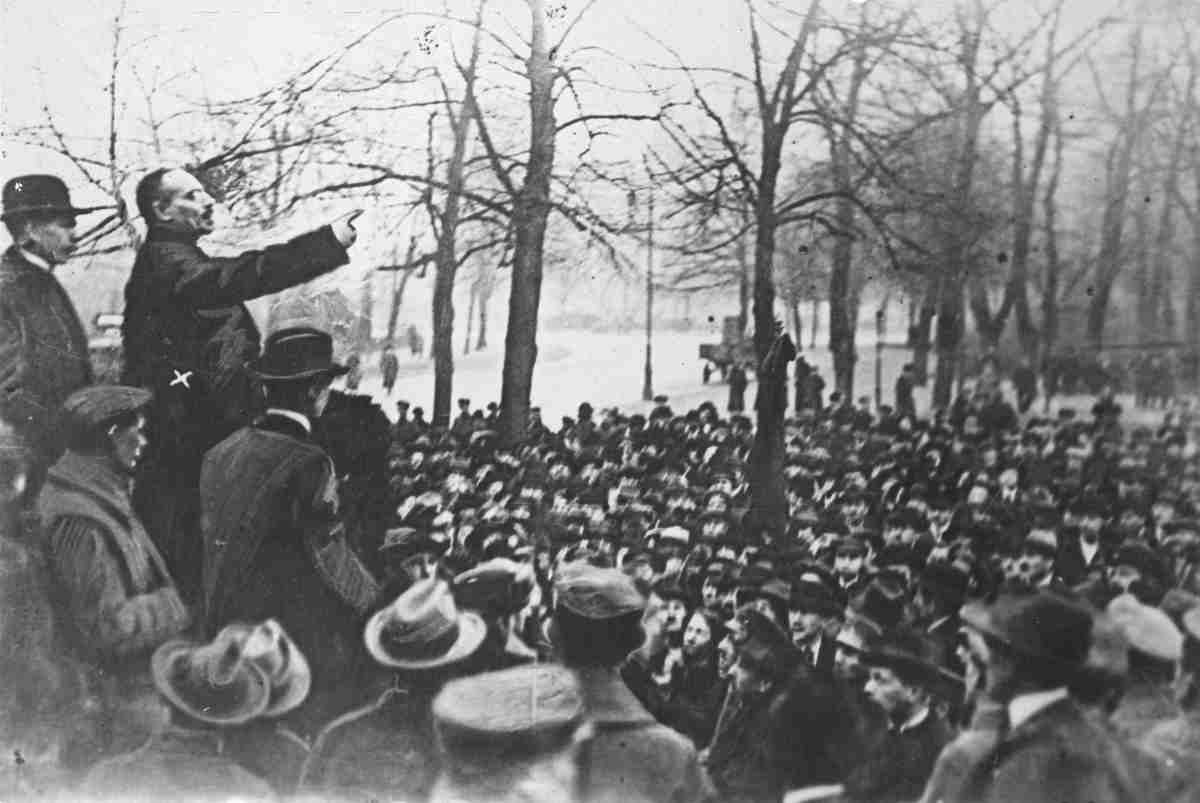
top-left (643, 188), bottom-right (655, 402)
top-left (875, 307), bottom-right (885, 409)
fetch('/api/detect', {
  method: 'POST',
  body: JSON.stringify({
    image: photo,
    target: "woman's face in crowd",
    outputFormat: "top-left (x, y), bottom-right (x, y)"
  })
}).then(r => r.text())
top-left (701, 579), bottom-right (721, 609)
top-left (682, 612), bottom-right (713, 657)
top-left (664, 598), bottom-right (688, 632)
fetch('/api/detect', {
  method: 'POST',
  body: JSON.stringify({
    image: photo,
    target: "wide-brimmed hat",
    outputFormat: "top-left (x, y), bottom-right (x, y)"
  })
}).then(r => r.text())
top-left (862, 628), bottom-right (962, 700)
top-left (151, 626), bottom-right (271, 726)
top-left (1, 174), bottom-right (109, 222)
top-left (249, 327), bottom-right (349, 381)
top-left (961, 590), bottom-right (1093, 669)
top-left (364, 579), bottom-right (487, 670)
top-left (237, 619), bottom-right (311, 717)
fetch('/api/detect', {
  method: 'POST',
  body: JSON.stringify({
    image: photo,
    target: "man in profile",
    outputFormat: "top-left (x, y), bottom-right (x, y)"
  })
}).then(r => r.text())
top-left (121, 166), bottom-right (361, 602)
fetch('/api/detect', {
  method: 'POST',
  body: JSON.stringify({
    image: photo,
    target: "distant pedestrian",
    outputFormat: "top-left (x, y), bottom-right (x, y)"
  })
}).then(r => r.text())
top-left (345, 353), bottom-right (362, 392)
top-left (794, 355), bottom-right (812, 414)
top-left (728, 364), bottom-right (748, 413)
top-left (895, 363), bottom-right (916, 418)
top-left (1013, 357), bottom-right (1037, 414)
top-left (380, 345), bottom-right (399, 395)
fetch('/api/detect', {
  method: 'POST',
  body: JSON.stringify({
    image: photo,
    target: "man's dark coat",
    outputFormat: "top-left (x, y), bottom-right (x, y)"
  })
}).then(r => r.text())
top-left (200, 412), bottom-right (380, 736)
top-left (121, 223), bottom-right (348, 599)
top-left (0, 246), bottom-right (93, 481)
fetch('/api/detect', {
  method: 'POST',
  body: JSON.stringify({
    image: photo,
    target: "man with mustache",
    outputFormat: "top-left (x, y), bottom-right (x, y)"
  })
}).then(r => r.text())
top-left (122, 166), bottom-right (361, 604)
top-left (1, 175), bottom-right (110, 497)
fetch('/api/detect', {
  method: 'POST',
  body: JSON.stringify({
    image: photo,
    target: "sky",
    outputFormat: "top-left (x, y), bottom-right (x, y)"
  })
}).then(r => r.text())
top-left (0, 0), bottom-right (1138, 323)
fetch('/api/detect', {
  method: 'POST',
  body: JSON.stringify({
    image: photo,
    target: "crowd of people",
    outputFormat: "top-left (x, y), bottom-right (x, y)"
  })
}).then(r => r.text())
top-left (4, 170), bottom-right (1200, 803)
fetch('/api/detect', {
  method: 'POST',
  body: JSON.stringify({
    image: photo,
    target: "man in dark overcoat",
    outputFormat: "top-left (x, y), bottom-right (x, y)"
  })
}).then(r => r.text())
top-left (122, 166), bottom-right (361, 602)
top-left (199, 327), bottom-right (381, 737)
top-left (942, 590), bottom-right (1153, 803)
top-left (0, 175), bottom-right (109, 497)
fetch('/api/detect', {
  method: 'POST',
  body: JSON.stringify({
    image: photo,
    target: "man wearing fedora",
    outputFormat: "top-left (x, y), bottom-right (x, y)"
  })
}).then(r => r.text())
top-left (1, 175), bottom-right (110, 498)
top-left (840, 628), bottom-right (955, 803)
top-left (200, 326), bottom-right (381, 737)
top-left (122, 165), bottom-right (362, 605)
top-left (299, 577), bottom-right (489, 802)
top-left (84, 621), bottom-right (307, 801)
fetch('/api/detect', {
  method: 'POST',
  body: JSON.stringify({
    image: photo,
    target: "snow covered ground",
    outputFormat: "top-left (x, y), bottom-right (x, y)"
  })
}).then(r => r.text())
top-left (339, 327), bottom-right (1162, 428)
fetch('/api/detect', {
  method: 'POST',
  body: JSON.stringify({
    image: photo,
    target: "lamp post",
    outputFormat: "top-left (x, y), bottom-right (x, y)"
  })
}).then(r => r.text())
top-left (643, 188), bottom-right (655, 401)
top-left (875, 306), bottom-right (885, 410)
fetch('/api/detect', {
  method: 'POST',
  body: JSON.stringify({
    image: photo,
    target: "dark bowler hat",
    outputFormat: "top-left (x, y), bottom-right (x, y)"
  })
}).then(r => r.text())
top-left (862, 627), bottom-right (961, 698)
top-left (1, 174), bottom-right (109, 222)
top-left (364, 578), bottom-right (487, 670)
top-left (250, 327), bottom-right (349, 381)
top-left (62, 385), bottom-right (152, 435)
top-left (433, 664), bottom-right (585, 773)
top-left (961, 590), bottom-right (1092, 669)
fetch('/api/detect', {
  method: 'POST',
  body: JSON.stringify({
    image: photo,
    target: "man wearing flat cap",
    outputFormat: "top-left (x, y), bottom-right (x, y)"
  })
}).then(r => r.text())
top-left (430, 664), bottom-right (593, 803)
top-left (38, 385), bottom-right (190, 763)
top-left (122, 165), bottom-right (362, 603)
top-left (200, 327), bottom-right (381, 737)
top-left (1, 175), bottom-right (110, 498)
top-left (551, 563), bottom-right (713, 803)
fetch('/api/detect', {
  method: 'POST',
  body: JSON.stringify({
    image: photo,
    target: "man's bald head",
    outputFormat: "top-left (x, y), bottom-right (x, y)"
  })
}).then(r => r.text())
top-left (136, 167), bottom-right (215, 235)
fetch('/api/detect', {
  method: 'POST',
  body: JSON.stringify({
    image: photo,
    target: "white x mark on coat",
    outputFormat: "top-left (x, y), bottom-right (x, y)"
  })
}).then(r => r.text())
top-left (170, 370), bottom-right (193, 388)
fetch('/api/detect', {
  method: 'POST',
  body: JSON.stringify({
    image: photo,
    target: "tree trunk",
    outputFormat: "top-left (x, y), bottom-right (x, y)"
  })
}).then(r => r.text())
top-left (358, 275), bottom-right (374, 350)
top-left (911, 289), bottom-right (935, 385)
top-left (747, 0), bottom-right (822, 538)
top-left (790, 297), bottom-right (803, 349)
top-left (1041, 108), bottom-right (1064, 379)
top-left (933, 2), bottom-right (985, 408)
top-left (385, 243), bottom-right (418, 344)
top-left (498, 0), bottom-right (555, 447)
top-left (464, 279), bottom-right (476, 356)
top-left (430, 24), bottom-right (483, 428)
top-left (1087, 26), bottom-right (1146, 350)
top-left (477, 266), bottom-right (494, 350)
top-left (1134, 196), bottom-right (1154, 342)
top-left (737, 235), bottom-right (751, 339)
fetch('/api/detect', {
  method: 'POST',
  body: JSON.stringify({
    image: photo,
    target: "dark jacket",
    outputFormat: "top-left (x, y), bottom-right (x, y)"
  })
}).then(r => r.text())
top-left (0, 247), bottom-right (93, 471)
top-left (121, 224), bottom-right (348, 457)
top-left (843, 708), bottom-right (954, 803)
top-left (200, 412), bottom-right (380, 735)
top-left (952, 697), bottom-right (1147, 803)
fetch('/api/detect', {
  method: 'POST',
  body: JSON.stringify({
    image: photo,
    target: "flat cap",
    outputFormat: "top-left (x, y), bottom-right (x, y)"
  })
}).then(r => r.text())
top-left (554, 564), bottom-right (645, 619)
top-left (433, 664), bottom-right (584, 769)
top-left (62, 385), bottom-right (152, 432)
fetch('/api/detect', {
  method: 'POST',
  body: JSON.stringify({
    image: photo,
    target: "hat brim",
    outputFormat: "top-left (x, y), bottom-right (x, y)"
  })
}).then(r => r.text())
top-left (250, 362), bottom-right (350, 382)
top-left (152, 640), bottom-right (271, 726)
top-left (363, 609), bottom-right (487, 671)
top-left (261, 640), bottom-right (312, 718)
top-left (0, 203), bottom-right (111, 222)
